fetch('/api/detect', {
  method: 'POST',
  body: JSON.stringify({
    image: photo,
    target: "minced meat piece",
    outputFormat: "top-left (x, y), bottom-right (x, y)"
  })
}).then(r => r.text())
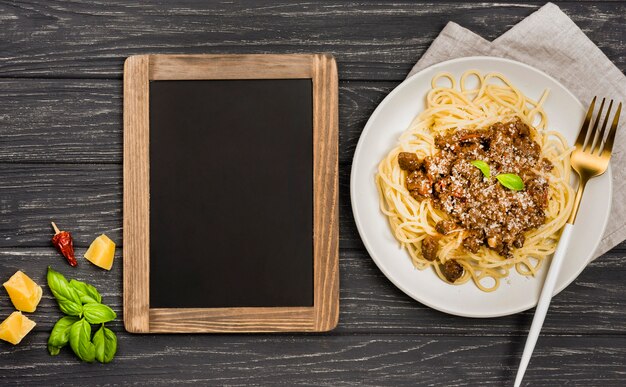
top-left (398, 152), bottom-right (422, 171)
top-left (406, 170), bottom-right (432, 198)
top-left (512, 234), bottom-right (525, 248)
top-left (435, 220), bottom-right (457, 235)
top-left (421, 236), bottom-right (439, 261)
top-left (442, 260), bottom-right (464, 282)
top-left (462, 230), bottom-right (484, 253)
top-left (540, 157), bottom-right (554, 171)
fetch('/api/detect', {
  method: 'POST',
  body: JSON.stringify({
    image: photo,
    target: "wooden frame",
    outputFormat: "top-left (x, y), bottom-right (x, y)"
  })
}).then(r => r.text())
top-left (123, 54), bottom-right (339, 333)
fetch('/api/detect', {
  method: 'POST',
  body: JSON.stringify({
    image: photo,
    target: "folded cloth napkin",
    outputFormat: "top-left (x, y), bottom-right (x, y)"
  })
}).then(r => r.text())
top-left (408, 2), bottom-right (626, 260)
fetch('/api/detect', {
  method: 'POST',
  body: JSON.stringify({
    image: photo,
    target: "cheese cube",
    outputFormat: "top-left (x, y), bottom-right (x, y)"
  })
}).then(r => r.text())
top-left (84, 234), bottom-right (116, 270)
top-left (3, 270), bottom-right (43, 313)
top-left (0, 311), bottom-right (36, 345)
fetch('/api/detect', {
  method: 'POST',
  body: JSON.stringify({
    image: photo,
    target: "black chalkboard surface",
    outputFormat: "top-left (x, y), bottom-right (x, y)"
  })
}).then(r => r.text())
top-left (149, 79), bottom-right (314, 308)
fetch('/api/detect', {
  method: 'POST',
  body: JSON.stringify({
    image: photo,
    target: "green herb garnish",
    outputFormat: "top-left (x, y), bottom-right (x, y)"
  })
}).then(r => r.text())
top-left (496, 173), bottom-right (525, 191)
top-left (47, 267), bottom-right (118, 363)
top-left (470, 160), bottom-right (491, 178)
top-left (470, 160), bottom-right (524, 191)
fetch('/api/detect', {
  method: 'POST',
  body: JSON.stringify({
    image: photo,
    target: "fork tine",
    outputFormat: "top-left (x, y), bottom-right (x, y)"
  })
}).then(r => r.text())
top-left (592, 99), bottom-right (613, 154)
top-left (585, 98), bottom-right (605, 151)
top-left (602, 102), bottom-right (622, 156)
top-left (576, 96), bottom-right (597, 147)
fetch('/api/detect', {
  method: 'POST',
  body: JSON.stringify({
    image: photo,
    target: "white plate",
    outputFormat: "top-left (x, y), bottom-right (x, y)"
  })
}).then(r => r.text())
top-left (350, 56), bottom-right (612, 318)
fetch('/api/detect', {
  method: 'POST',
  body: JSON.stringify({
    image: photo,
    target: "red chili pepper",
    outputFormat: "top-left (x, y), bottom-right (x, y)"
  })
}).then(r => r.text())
top-left (51, 222), bottom-right (77, 267)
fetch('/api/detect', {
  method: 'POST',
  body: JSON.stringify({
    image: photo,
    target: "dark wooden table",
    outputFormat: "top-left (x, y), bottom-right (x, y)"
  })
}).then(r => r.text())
top-left (0, 1), bottom-right (624, 385)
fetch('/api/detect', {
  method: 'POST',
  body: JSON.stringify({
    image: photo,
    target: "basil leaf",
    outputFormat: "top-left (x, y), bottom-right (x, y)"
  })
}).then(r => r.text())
top-left (48, 345), bottom-right (61, 356)
top-left (93, 326), bottom-right (117, 363)
top-left (69, 279), bottom-right (102, 304)
top-left (47, 267), bottom-right (83, 316)
top-left (48, 316), bottom-right (80, 350)
top-left (83, 303), bottom-right (117, 324)
top-left (470, 160), bottom-right (490, 178)
top-left (58, 300), bottom-right (83, 316)
top-left (496, 173), bottom-right (525, 191)
top-left (69, 319), bottom-right (96, 363)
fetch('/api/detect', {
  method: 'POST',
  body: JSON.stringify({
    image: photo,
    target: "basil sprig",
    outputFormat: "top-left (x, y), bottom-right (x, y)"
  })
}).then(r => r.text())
top-left (496, 173), bottom-right (525, 191)
top-left (469, 160), bottom-right (525, 191)
top-left (47, 267), bottom-right (118, 363)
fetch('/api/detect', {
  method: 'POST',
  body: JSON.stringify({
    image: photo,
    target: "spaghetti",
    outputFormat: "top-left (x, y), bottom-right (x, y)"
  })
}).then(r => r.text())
top-left (375, 71), bottom-right (574, 292)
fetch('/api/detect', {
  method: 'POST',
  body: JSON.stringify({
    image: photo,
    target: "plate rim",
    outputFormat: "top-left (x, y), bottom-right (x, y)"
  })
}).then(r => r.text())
top-left (350, 55), bottom-right (613, 318)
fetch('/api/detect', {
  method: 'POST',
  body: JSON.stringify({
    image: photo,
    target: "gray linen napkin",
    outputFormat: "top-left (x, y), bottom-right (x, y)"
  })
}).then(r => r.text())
top-left (408, 2), bottom-right (626, 260)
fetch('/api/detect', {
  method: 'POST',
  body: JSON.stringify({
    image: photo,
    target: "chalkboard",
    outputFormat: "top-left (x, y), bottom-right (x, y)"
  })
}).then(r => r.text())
top-left (149, 79), bottom-right (314, 308)
top-left (123, 54), bottom-right (339, 333)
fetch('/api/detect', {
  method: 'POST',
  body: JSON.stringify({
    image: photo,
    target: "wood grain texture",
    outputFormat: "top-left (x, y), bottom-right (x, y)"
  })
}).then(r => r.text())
top-left (312, 54), bottom-right (340, 331)
top-left (149, 54), bottom-right (314, 79)
top-left (0, 2), bottom-right (625, 81)
top-left (0, 0), bottom-right (624, 384)
top-left (0, 79), bottom-right (122, 163)
top-left (123, 55), bottom-right (150, 333)
top-left (148, 307), bottom-right (316, 333)
top-left (0, 332), bottom-right (624, 386)
top-left (0, 164), bottom-right (122, 247)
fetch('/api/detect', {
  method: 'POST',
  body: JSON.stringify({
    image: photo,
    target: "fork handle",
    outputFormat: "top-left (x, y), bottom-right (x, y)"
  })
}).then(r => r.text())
top-left (514, 223), bottom-right (574, 387)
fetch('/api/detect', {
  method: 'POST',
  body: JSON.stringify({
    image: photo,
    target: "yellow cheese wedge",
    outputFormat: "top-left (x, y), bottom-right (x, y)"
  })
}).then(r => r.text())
top-left (0, 311), bottom-right (36, 345)
top-left (3, 270), bottom-right (43, 313)
top-left (84, 234), bottom-right (116, 270)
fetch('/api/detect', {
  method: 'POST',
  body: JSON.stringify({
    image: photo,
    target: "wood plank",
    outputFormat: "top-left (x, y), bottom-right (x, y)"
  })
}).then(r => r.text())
top-left (0, 332), bottom-right (623, 385)
top-left (311, 53), bottom-right (340, 331)
top-left (148, 307), bottom-right (316, 333)
top-left (122, 55), bottom-right (150, 333)
top-left (0, 164), bottom-right (121, 247)
top-left (0, 79), bottom-right (122, 163)
top-left (0, 2), bottom-right (624, 81)
top-left (1, 246), bottom-right (624, 335)
top-left (149, 53), bottom-right (315, 79)
top-left (0, 79), bottom-right (391, 164)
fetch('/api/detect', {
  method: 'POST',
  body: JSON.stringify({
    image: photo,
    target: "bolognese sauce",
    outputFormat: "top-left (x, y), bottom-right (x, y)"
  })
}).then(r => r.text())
top-left (399, 119), bottom-right (553, 280)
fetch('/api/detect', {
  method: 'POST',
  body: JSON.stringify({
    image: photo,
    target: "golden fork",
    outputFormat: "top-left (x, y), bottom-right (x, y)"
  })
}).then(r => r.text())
top-left (515, 97), bottom-right (622, 387)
